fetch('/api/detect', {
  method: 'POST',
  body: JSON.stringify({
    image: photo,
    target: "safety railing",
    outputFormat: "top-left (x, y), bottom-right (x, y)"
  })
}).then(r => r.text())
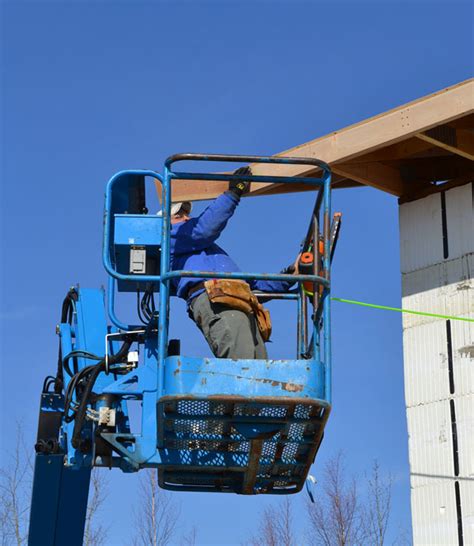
top-left (103, 154), bottom-right (332, 402)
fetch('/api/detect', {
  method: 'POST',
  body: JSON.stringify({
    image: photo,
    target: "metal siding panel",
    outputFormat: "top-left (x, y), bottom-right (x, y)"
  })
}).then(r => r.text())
top-left (456, 395), bottom-right (474, 480)
top-left (460, 479), bottom-right (474, 545)
top-left (452, 315), bottom-right (474, 399)
top-left (400, 182), bottom-right (473, 544)
top-left (401, 253), bottom-right (473, 302)
top-left (402, 278), bottom-right (473, 404)
top-left (399, 193), bottom-right (443, 274)
top-left (401, 257), bottom-right (473, 328)
top-left (403, 320), bottom-right (449, 406)
top-left (411, 482), bottom-right (458, 546)
top-left (407, 401), bottom-right (454, 489)
top-left (445, 182), bottom-right (474, 262)
top-left (399, 182), bottom-right (473, 275)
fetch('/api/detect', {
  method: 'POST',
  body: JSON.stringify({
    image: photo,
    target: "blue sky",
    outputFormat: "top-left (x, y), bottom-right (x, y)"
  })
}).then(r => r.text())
top-left (1, 1), bottom-right (473, 544)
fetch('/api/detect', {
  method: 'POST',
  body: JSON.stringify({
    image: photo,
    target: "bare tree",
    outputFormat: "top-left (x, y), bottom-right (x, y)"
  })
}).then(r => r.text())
top-left (132, 469), bottom-right (181, 546)
top-left (306, 453), bottom-right (364, 546)
top-left (306, 455), bottom-right (398, 546)
top-left (0, 425), bottom-right (32, 546)
top-left (180, 525), bottom-right (198, 546)
top-left (247, 497), bottom-right (296, 546)
top-left (246, 455), bottom-right (398, 546)
top-left (362, 461), bottom-right (392, 546)
top-left (83, 468), bottom-right (110, 546)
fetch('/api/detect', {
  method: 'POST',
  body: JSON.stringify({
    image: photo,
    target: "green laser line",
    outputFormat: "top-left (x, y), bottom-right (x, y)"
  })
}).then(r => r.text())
top-left (331, 297), bottom-right (474, 323)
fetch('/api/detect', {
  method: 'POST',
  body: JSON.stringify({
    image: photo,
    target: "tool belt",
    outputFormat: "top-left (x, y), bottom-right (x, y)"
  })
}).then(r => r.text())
top-left (204, 279), bottom-right (272, 342)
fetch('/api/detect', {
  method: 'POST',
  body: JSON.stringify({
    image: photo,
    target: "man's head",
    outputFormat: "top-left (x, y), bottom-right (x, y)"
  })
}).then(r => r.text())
top-left (159, 201), bottom-right (192, 224)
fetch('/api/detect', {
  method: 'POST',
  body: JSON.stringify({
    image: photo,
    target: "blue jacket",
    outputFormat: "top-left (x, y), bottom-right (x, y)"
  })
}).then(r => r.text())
top-left (170, 191), bottom-right (294, 301)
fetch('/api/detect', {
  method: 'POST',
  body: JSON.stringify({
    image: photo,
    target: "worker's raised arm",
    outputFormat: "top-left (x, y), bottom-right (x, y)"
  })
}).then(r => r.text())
top-left (171, 167), bottom-right (251, 255)
top-left (171, 191), bottom-right (239, 254)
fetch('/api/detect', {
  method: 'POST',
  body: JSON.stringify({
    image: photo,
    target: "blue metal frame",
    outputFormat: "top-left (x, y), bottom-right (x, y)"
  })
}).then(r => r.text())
top-left (31, 155), bottom-right (333, 534)
top-left (102, 156), bottom-right (332, 398)
top-left (29, 153), bottom-right (334, 545)
top-left (98, 154), bottom-right (333, 489)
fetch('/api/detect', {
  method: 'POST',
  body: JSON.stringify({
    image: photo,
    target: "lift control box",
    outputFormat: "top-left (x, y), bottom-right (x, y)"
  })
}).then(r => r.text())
top-left (113, 214), bottom-right (162, 292)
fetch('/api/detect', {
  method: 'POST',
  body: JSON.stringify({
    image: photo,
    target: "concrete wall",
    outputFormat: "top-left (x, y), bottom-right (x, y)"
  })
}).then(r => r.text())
top-left (399, 182), bottom-right (474, 545)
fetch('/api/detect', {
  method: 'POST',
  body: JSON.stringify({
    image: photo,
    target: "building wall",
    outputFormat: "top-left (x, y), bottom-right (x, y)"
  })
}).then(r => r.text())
top-left (399, 182), bottom-right (474, 545)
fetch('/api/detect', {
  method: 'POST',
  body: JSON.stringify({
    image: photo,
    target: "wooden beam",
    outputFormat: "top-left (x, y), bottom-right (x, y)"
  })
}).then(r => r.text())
top-left (161, 79), bottom-right (474, 201)
top-left (449, 113), bottom-right (474, 129)
top-left (155, 178), bottom-right (227, 203)
top-left (332, 162), bottom-right (405, 196)
top-left (415, 128), bottom-right (474, 161)
top-left (340, 137), bottom-right (435, 164)
top-left (248, 173), bottom-right (360, 197)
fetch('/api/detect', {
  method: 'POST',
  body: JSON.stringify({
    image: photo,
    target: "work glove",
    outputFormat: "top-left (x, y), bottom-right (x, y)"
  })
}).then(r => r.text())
top-left (228, 166), bottom-right (252, 197)
top-left (280, 264), bottom-right (296, 275)
top-left (280, 254), bottom-right (300, 275)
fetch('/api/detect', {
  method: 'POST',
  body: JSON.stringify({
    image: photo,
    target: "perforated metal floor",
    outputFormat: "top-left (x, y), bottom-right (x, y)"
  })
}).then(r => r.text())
top-left (157, 396), bottom-right (329, 494)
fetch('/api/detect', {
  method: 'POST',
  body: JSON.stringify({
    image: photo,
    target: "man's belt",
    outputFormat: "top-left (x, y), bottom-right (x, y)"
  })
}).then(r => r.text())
top-left (187, 282), bottom-right (206, 300)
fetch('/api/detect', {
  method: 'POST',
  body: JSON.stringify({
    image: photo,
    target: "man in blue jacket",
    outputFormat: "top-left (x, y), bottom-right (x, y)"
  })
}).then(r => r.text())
top-left (169, 167), bottom-right (295, 360)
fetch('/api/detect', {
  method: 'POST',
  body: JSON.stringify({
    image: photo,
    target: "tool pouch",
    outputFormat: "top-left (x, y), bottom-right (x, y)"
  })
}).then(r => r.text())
top-left (204, 279), bottom-right (272, 342)
top-left (253, 303), bottom-right (272, 343)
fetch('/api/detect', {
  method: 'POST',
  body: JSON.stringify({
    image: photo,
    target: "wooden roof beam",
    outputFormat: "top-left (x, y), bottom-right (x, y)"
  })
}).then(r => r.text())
top-left (341, 138), bottom-right (435, 164)
top-left (332, 162), bottom-right (405, 196)
top-left (415, 125), bottom-right (474, 161)
top-left (158, 79), bottom-right (474, 202)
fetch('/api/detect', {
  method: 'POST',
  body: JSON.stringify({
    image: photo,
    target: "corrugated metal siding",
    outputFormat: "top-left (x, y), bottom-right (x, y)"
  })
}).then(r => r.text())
top-left (452, 316), bottom-right (474, 399)
top-left (460, 480), bottom-right (474, 545)
top-left (400, 182), bottom-right (473, 545)
top-left (401, 252), bottom-right (473, 302)
top-left (399, 183), bottom-right (474, 274)
top-left (456, 395), bottom-right (474, 480)
top-left (402, 278), bottom-right (474, 405)
top-left (407, 401), bottom-right (454, 489)
top-left (412, 482), bottom-right (458, 545)
top-left (445, 183), bottom-right (474, 261)
top-left (399, 192), bottom-right (443, 274)
top-left (403, 320), bottom-right (449, 406)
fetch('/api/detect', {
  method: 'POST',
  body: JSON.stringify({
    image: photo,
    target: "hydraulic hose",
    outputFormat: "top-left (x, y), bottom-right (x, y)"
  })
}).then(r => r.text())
top-left (71, 337), bottom-right (133, 450)
top-left (53, 288), bottom-right (79, 393)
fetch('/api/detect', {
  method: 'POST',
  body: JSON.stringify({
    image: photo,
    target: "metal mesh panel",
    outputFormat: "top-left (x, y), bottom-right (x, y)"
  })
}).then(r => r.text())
top-left (294, 404), bottom-right (311, 419)
top-left (287, 422), bottom-right (307, 440)
top-left (281, 442), bottom-right (299, 463)
top-left (159, 397), bottom-right (327, 494)
top-left (262, 440), bottom-right (278, 460)
top-left (260, 406), bottom-right (288, 418)
top-left (171, 419), bottom-right (224, 436)
top-left (234, 404), bottom-right (261, 417)
top-left (228, 441), bottom-right (250, 453)
top-left (177, 400), bottom-right (211, 415)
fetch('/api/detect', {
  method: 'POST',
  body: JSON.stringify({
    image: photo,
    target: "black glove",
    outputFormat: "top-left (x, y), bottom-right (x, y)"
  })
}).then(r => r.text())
top-left (280, 264), bottom-right (296, 275)
top-left (228, 166), bottom-right (252, 197)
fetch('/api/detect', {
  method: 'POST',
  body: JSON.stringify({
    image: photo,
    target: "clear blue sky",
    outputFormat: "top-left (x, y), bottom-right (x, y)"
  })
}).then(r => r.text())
top-left (1, 1), bottom-right (472, 544)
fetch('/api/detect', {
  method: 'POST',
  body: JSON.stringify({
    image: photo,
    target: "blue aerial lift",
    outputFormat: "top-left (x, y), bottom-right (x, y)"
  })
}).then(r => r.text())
top-left (28, 154), bottom-right (337, 545)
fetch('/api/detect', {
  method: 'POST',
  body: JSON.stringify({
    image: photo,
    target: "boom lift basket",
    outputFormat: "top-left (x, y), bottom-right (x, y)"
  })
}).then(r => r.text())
top-left (103, 154), bottom-right (333, 494)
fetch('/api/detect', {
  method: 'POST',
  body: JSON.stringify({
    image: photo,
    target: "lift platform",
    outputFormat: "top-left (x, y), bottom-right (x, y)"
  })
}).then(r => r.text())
top-left (29, 154), bottom-right (335, 545)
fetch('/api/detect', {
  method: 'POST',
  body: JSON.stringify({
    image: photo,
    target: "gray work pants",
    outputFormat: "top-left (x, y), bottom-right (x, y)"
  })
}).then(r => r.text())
top-left (189, 292), bottom-right (267, 359)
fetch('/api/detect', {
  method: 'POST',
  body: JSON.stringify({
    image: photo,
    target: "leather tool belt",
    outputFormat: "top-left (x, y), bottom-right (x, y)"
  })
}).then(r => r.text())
top-left (204, 279), bottom-right (272, 342)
